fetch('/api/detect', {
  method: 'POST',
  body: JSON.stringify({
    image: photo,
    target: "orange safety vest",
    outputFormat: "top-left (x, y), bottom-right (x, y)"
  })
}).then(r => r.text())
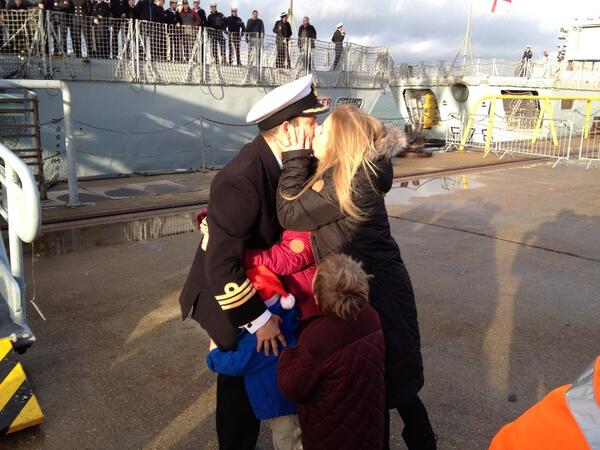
top-left (490, 356), bottom-right (600, 450)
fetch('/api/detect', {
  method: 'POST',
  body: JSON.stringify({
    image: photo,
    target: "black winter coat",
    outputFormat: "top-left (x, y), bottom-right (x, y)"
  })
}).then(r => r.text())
top-left (109, 0), bottom-right (129, 18)
top-left (277, 150), bottom-right (424, 407)
top-left (92, 0), bottom-right (110, 18)
top-left (179, 135), bottom-right (283, 350)
top-left (273, 19), bottom-right (291, 39)
top-left (206, 10), bottom-right (225, 30)
top-left (226, 15), bottom-right (244, 34)
top-left (245, 17), bottom-right (264, 35)
top-left (164, 7), bottom-right (177, 25)
top-left (298, 24), bottom-right (316, 47)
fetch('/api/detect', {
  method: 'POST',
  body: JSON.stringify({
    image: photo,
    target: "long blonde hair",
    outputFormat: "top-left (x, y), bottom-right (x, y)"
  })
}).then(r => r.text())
top-left (283, 105), bottom-right (386, 220)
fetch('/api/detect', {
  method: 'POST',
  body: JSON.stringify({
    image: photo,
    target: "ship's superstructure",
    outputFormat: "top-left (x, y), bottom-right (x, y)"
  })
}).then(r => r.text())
top-left (389, 16), bottom-right (600, 144)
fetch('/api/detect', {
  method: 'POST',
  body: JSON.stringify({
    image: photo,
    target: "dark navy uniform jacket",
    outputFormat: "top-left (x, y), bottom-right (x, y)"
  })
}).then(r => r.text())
top-left (179, 135), bottom-right (283, 350)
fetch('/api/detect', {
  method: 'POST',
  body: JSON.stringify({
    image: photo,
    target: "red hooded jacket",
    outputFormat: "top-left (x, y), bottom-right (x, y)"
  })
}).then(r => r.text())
top-left (244, 230), bottom-right (319, 320)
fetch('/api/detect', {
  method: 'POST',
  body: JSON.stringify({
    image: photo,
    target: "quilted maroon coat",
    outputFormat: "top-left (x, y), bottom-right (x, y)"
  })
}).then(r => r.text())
top-left (277, 306), bottom-right (386, 450)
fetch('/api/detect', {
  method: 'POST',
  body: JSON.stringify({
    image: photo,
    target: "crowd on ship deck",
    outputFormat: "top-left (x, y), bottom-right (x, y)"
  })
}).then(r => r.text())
top-left (0, 0), bottom-right (348, 69)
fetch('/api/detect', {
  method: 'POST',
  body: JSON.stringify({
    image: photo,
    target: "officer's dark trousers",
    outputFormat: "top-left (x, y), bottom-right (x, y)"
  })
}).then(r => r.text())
top-left (216, 374), bottom-right (260, 450)
top-left (52, 15), bottom-right (71, 54)
top-left (384, 394), bottom-right (436, 450)
top-left (71, 16), bottom-right (89, 58)
top-left (94, 24), bottom-right (109, 58)
top-left (333, 47), bottom-right (342, 70)
top-left (228, 32), bottom-right (241, 65)
top-left (111, 18), bottom-right (124, 59)
top-left (276, 39), bottom-right (289, 69)
top-left (209, 32), bottom-right (225, 64)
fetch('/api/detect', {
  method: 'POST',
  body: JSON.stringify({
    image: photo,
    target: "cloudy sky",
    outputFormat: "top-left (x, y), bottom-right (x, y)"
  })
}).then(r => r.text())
top-left (223, 0), bottom-right (600, 62)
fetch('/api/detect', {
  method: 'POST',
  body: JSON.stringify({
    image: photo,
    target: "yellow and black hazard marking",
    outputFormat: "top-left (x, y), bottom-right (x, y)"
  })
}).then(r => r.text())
top-left (0, 339), bottom-right (43, 434)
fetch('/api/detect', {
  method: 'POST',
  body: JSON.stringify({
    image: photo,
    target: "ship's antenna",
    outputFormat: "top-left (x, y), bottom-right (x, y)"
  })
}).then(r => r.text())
top-left (450, 0), bottom-right (474, 77)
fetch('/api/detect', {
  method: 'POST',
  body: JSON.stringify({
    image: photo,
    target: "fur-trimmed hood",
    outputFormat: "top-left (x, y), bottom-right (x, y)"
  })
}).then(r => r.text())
top-left (373, 125), bottom-right (407, 160)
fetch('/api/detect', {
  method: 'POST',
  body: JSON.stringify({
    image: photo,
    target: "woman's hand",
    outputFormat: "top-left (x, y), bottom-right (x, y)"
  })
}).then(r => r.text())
top-left (280, 123), bottom-right (312, 152)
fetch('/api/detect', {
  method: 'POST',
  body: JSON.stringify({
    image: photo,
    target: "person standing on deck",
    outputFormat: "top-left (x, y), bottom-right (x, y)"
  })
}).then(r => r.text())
top-left (164, 0), bottom-right (179, 61)
top-left (148, 0), bottom-right (166, 61)
top-left (245, 9), bottom-right (264, 68)
top-left (520, 45), bottom-right (533, 77)
top-left (206, 2), bottom-right (226, 64)
top-left (92, 0), bottom-right (111, 58)
top-left (176, 0), bottom-right (200, 62)
top-left (51, 0), bottom-right (74, 56)
top-left (298, 16), bottom-right (316, 70)
top-left (109, 0), bottom-right (130, 58)
top-left (226, 6), bottom-right (245, 66)
top-left (192, 0), bottom-right (205, 24)
top-left (273, 11), bottom-right (291, 69)
top-left (331, 22), bottom-right (345, 70)
top-left (71, 0), bottom-right (92, 58)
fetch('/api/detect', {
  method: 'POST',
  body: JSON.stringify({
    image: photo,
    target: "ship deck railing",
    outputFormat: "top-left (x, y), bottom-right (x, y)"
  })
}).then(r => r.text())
top-left (0, 10), bottom-right (393, 89)
top-left (391, 58), bottom-right (600, 89)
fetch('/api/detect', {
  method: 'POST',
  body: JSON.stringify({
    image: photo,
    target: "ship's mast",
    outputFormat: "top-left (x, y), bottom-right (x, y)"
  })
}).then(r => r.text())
top-left (288, 0), bottom-right (297, 33)
top-left (450, 0), bottom-right (475, 77)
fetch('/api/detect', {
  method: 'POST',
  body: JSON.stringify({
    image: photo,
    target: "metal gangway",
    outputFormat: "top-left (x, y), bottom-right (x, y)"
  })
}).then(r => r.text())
top-left (0, 142), bottom-right (41, 350)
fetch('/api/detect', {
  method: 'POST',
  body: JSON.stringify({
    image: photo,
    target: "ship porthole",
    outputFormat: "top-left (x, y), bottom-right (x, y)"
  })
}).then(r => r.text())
top-left (451, 83), bottom-right (469, 103)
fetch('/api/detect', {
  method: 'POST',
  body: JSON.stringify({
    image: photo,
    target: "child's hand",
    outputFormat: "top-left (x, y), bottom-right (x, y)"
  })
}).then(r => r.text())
top-left (209, 339), bottom-right (217, 351)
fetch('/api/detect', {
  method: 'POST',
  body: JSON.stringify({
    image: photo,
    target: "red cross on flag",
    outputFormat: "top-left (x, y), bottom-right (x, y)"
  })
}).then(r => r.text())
top-left (491, 0), bottom-right (512, 13)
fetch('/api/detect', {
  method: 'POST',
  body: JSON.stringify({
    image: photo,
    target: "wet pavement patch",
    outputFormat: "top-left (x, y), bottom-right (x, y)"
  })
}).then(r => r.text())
top-left (104, 188), bottom-right (146, 198)
top-left (385, 174), bottom-right (483, 206)
top-left (141, 182), bottom-right (187, 195)
top-left (56, 193), bottom-right (108, 203)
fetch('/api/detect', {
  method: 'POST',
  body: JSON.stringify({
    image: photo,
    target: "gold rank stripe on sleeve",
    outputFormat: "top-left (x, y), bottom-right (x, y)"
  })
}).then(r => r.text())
top-left (216, 279), bottom-right (257, 311)
top-left (0, 339), bottom-right (44, 435)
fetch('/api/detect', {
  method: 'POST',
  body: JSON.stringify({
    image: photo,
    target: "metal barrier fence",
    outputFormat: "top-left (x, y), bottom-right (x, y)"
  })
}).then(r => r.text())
top-left (493, 117), bottom-right (574, 167)
top-left (0, 10), bottom-right (392, 88)
top-left (578, 118), bottom-right (600, 169)
top-left (0, 142), bottom-right (41, 348)
top-left (445, 110), bottom-right (600, 168)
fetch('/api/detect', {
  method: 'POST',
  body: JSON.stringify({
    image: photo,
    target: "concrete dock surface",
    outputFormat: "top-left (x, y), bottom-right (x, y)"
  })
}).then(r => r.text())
top-left (2, 161), bottom-right (600, 449)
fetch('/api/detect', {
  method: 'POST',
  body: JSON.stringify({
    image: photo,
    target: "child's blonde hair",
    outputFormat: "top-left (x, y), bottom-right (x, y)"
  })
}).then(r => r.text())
top-left (314, 254), bottom-right (370, 321)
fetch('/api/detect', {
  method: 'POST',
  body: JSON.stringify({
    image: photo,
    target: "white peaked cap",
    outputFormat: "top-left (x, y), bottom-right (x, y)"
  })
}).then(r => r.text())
top-left (246, 75), bottom-right (329, 130)
top-left (336, 22), bottom-right (343, 28)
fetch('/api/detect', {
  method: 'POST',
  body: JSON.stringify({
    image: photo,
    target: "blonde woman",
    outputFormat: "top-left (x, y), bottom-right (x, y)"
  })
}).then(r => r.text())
top-left (277, 106), bottom-right (436, 450)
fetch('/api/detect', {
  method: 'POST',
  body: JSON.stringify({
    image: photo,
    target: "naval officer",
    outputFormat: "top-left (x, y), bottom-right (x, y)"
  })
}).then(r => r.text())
top-left (179, 74), bottom-right (328, 450)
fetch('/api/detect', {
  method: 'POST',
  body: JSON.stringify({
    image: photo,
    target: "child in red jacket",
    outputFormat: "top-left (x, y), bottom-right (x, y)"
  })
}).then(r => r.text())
top-left (244, 230), bottom-right (319, 320)
top-left (197, 208), bottom-right (319, 320)
top-left (277, 254), bottom-right (386, 450)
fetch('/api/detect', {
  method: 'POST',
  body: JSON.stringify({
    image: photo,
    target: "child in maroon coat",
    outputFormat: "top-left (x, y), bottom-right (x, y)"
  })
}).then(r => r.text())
top-left (277, 254), bottom-right (386, 450)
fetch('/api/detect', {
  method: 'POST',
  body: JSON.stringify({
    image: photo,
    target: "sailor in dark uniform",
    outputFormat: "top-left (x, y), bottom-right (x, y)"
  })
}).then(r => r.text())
top-left (179, 74), bottom-right (328, 450)
top-left (52, 0), bottom-right (74, 55)
top-left (92, 0), bottom-right (111, 58)
top-left (71, 0), bottom-right (92, 58)
top-left (110, 0), bottom-right (131, 59)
